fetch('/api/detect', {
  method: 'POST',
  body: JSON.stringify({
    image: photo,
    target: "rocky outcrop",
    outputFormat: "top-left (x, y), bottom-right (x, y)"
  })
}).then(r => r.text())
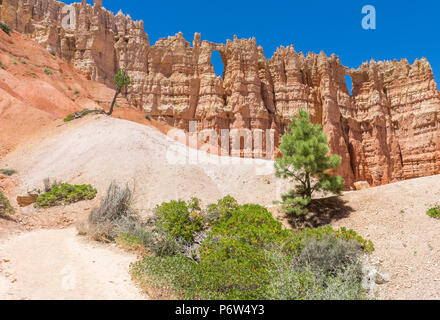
top-left (1, 0), bottom-right (439, 188)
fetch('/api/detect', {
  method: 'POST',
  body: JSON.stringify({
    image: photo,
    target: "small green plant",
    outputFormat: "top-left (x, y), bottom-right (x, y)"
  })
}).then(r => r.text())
top-left (0, 169), bottom-right (17, 176)
top-left (0, 61), bottom-right (6, 70)
top-left (63, 109), bottom-right (102, 122)
top-left (0, 190), bottom-right (14, 215)
top-left (154, 198), bottom-right (205, 243)
top-left (73, 88), bottom-right (80, 95)
top-left (0, 21), bottom-right (12, 35)
top-left (21, 60), bottom-right (27, 64)
top-left (49, 50), bottom-right (56, 56)
top-left (43, 68), bottom-right (53, 76)
top-left (427, 206), bottom-right (440, 219)
top-left (35, 183), bottom-right (97, 208)
top-left (63, 114), bottom-right (75, 122)
top-left (116, 233), bottom-right (147, 255)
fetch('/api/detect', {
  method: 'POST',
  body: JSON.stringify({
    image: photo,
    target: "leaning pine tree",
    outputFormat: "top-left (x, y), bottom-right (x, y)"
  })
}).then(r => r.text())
top-left (275, 109), bottom-right (345, 216)
top-left (106, 68), bottom-right (131, 116)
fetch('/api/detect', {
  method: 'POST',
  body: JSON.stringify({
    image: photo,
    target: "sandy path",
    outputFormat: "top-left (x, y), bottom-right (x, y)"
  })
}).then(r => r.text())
top-left (0, 228), bottom-right (146, 300)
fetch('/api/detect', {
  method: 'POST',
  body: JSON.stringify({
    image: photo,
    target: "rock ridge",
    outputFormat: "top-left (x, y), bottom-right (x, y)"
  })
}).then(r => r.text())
top-left (1, 0), bottom-right (439, 188)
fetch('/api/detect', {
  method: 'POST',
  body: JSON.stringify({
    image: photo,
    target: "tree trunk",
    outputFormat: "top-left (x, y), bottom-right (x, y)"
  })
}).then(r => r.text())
top-left (305, 172), bottom-right (312, 198)
top-left (106, 88), bottom-right (121, 116)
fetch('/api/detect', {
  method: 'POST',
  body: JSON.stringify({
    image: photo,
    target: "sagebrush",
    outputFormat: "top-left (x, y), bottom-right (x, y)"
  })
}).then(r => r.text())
top-left (77, 182), bottom-right (139, 242)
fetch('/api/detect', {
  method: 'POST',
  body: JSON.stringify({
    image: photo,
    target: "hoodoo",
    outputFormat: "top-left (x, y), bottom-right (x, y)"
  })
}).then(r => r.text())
top-left (1, 0), bottom-right (439, 188)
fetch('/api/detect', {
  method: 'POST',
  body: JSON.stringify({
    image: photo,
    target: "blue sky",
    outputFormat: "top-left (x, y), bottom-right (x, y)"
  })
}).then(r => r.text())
top-left (70, 0), bottom-right (440, 86)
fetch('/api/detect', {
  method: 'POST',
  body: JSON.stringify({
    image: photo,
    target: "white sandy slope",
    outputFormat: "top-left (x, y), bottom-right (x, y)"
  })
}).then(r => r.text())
top-left (0, 115), bottom-right (288, 216)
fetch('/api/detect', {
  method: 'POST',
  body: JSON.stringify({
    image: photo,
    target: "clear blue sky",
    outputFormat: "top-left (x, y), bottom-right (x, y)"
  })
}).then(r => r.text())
top-left (70, 0), bottom-right (440, 86)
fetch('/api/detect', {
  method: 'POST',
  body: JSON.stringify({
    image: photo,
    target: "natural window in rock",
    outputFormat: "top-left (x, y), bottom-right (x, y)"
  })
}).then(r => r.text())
top-left (345, 75), bottom-right (353, 96)
top-left (211, 50), bottom-right (224, 78)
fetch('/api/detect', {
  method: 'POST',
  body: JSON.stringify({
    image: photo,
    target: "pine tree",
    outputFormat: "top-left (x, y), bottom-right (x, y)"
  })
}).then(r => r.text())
top-left (275, 109), bottom-right (344, 215)
top-left (106, 69), bottom-right (131, 116)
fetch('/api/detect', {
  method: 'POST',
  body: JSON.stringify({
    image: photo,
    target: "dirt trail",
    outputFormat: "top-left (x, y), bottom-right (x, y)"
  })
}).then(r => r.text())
top-left (0, 228), bottom-right (146, 300)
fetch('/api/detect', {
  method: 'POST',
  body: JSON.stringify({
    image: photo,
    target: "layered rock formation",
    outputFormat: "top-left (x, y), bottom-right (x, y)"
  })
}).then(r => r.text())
top-left (1, 0), bottom-right (439, 188)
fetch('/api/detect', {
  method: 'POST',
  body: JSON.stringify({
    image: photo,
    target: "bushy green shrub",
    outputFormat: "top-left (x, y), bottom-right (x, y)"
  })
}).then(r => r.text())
top-left (427, 206), bottom-right (440, 219)
top-left (0, 21), bottom-right (12, 35)
top-left (208, 204), bottom-right (286, 244)
top-left (154, 199), bottom-right (205, 243)
top-left (0, 190), bottom-right (14, 215)
top-left (35, 183), bottom-right (97, 208)
top-left (133, 196), bottom-right (373, 300)
top-left (206, 195), bottom-right (239, 223)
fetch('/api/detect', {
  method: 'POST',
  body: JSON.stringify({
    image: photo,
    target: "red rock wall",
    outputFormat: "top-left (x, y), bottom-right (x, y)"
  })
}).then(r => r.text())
top-left (1, 0), bottom-right (439, 188)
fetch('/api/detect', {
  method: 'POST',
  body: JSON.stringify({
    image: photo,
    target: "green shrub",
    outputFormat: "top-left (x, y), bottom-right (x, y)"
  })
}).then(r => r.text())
top-left (154, 199), bottom-right (205, 243)
top-left (0, 190), bottom-right (14, 215)
top-left (43, 68), bottom-right (53, 76)
top-left (278, 225), bottom-right (375, 255)
top-left (427, 206), bottom-right (440, 219)
top-left (0, 21), bottom-right (12, 35)
top-left (198, 236), bottom-right (272, 299)
top-left (133, 196), bottom-right (374, 300)
top-left (49, 50), bottom-right (56, 56)
top-left (0, 169), bottom-right (17, 176)
top-left (206, 195), bottom-right (239, 223)
top-left (207, 203), bottom-right (288, 247)
top-left (64, 109), bottom-right (101, 122)
top-left (0, 61), bottom-right (6, 70)
top-left (73, 88), bottom-right (80, 95)
top-left (131, 254), bottom-right (201, 299)
top-left (63, 114), bottom-right (75, 122)
top-left (35, 183), bottom-right (97, 208)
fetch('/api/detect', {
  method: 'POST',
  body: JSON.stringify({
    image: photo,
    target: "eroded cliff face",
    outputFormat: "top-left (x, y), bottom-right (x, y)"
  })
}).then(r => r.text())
top-left (1, 0), bottom-right (439, 188)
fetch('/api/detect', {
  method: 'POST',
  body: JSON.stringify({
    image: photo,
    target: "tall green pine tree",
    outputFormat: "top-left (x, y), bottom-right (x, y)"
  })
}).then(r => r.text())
top-left (275, 109), bottom-right (345, 215)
